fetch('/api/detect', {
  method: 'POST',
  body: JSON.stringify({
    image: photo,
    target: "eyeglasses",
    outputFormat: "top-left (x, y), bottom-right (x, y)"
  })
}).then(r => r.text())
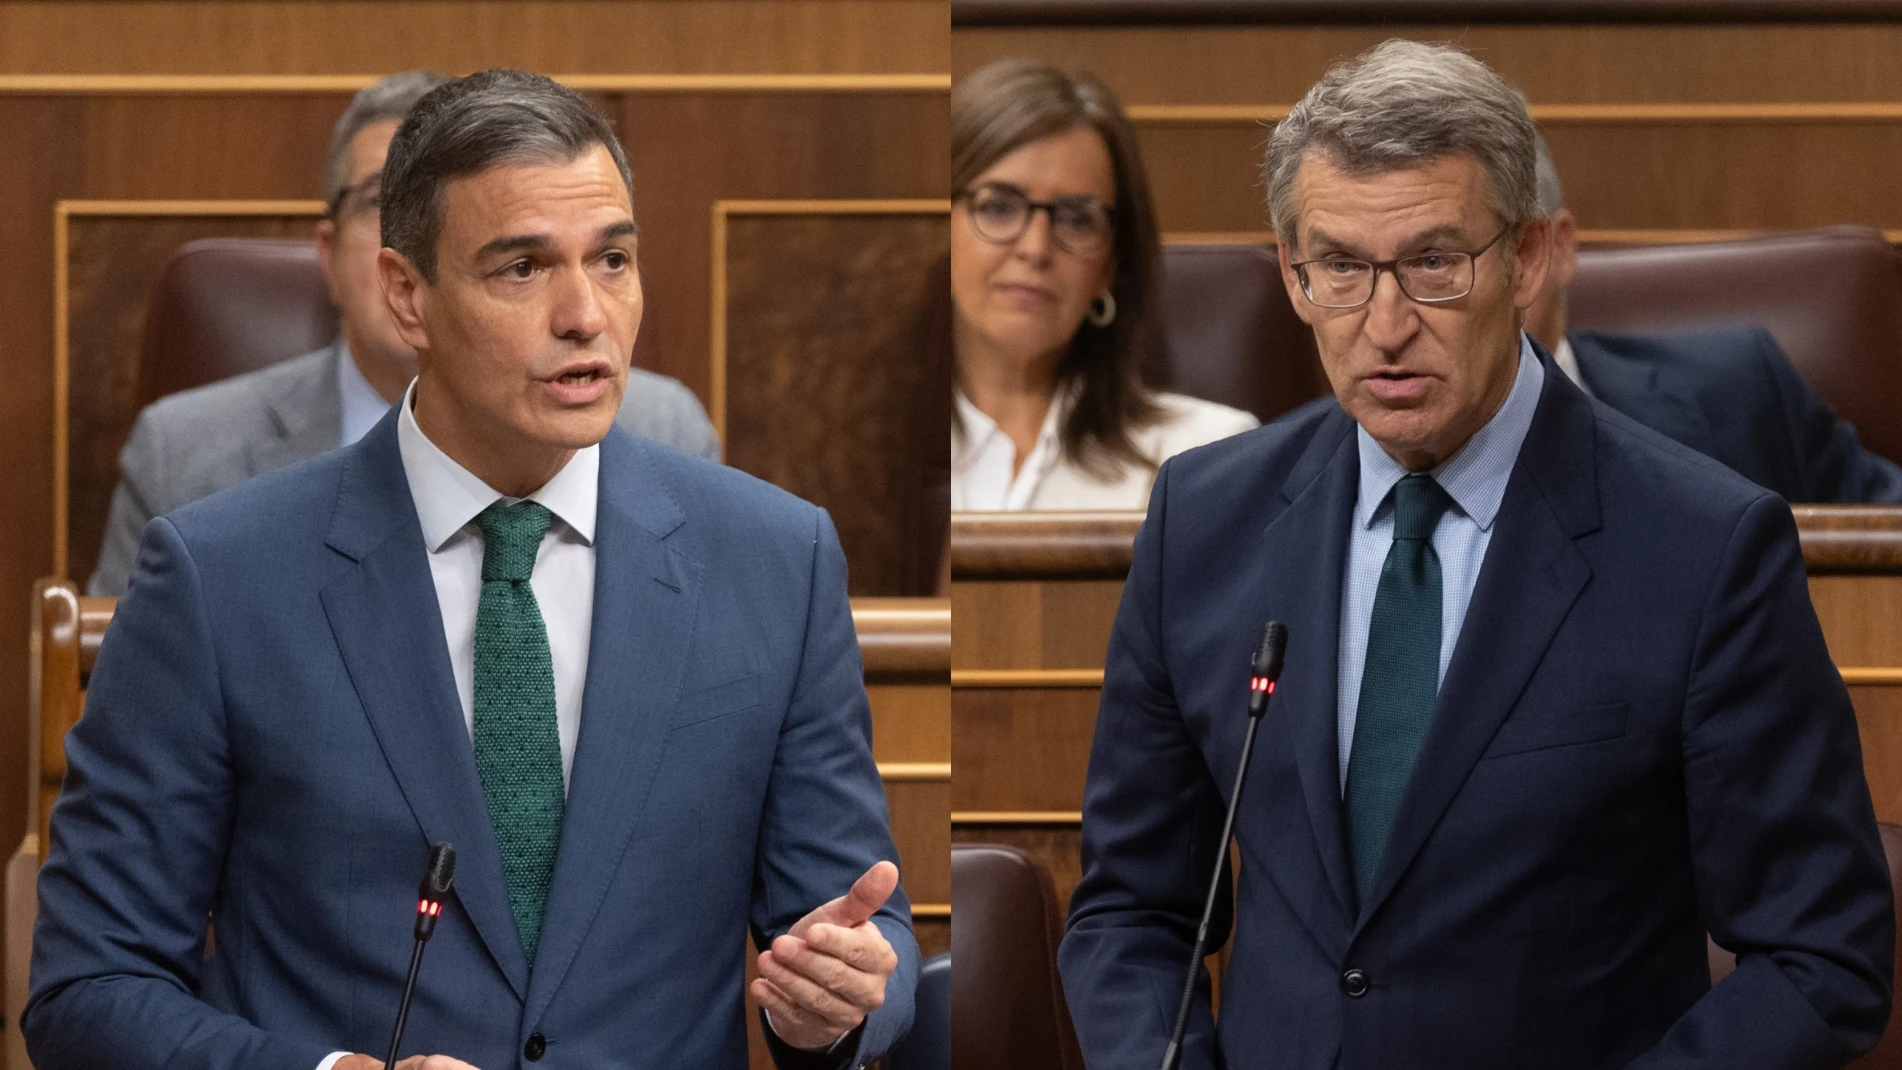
top-left (958, 182), bottom-right (1114, 255)
top-left (327, 173), bottom-right (383, 222)
top-left (1288, 227), bottom-right (1511, 309)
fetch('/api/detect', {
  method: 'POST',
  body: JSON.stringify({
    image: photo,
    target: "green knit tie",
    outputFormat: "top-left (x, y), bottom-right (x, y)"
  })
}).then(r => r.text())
top-left (472, 500), bottom-right (564, 965)
top-left (1344, 474), bottom-right (1453, 912)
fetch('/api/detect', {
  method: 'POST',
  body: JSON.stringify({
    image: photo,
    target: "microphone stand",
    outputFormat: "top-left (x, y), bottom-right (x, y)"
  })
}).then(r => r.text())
top-left (386, 843), bottom-right (456, 1069)
top-left (1158, 623), bottom-right (1287, 1070)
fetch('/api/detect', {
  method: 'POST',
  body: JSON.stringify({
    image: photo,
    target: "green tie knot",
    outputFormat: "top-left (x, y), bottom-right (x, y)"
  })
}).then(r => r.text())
top-left (477, 501), bottom-right (553, 583)
top-left (1392, 474), bottom-right (1452, 542)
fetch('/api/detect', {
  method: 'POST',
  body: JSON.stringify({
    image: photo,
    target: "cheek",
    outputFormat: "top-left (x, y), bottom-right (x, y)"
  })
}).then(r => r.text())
top-left (949, 233), bottom-right (1001, 319)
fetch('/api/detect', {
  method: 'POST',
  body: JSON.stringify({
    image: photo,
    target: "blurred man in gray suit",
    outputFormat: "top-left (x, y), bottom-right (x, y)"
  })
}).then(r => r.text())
top-left (90, 71), bottom-right (719, 596)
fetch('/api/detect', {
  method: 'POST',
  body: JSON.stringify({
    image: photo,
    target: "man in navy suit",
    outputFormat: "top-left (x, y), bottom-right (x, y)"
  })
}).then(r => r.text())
top-left (1059, 40), bottom-right (1892, 1069)
top-left (1524, 133), bottom-right (1902, 504)
top-left (27, 70), bottom-right (915, 1069)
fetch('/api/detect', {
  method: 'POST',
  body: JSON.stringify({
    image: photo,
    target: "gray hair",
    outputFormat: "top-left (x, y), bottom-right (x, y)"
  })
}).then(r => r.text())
top-left (380, 68), bottom-right (634, 281)
top-left (323, 70), bottom-right (450, 214)
top-left (1264, 39), bottom-right (1539, 243)
top-left (1532, 129), bottom-right (1564, 216)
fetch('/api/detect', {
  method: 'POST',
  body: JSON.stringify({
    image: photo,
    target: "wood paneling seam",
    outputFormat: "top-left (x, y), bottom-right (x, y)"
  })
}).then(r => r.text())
top-left (0, 75), bottom-right (951, 95)
top-left (1127, 102), bottom-right (1902, 123)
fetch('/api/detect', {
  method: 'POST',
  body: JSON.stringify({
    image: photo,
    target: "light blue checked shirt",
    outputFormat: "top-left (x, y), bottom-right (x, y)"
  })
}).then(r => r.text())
top-left (1336, 335), bottom-right (1545, 790)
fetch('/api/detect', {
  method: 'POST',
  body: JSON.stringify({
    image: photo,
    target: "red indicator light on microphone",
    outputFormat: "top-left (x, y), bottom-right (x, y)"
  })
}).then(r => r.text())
top-left (1249, 677), bottom-right (1274, 694)
top-left (417, 899), bottom-right (441, 916)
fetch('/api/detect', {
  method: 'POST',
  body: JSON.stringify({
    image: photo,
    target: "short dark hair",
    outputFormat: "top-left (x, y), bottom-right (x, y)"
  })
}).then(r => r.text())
top-left (380, 68), bottom-right (634, 281)
top-left (952, 57), bottom-right (1162, 478)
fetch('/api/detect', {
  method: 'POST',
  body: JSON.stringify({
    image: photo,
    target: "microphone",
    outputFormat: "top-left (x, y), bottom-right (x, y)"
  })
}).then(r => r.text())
top-left (385, 842), bottom-right (456, 1069)
top-left (1158, 622), bottom-right (1288, 1070)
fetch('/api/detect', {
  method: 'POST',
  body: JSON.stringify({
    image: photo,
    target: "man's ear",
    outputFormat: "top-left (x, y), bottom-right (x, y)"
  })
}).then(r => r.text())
top-left (377, 247), bottom-right (431, 352)
top-left (1547, 208), bottom-right (1579, 291)
top-left (1509, 215), bottom-right (1554, 312)
top-left (1277, 241), bottom-right (1318, 327)
top-left (314, 219), bottom-right (341, 302)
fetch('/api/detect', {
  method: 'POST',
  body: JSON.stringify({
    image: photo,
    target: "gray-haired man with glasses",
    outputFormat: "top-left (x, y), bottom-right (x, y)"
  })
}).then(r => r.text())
top-left (1062, 37), bottom-right (1891, 1070)
top-left (89, 71), bottom-right (720, 597)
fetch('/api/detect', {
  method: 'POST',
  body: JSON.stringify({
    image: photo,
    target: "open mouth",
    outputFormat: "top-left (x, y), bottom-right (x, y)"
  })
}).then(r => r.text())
top-left (555, 368), bottom-right (603, 386)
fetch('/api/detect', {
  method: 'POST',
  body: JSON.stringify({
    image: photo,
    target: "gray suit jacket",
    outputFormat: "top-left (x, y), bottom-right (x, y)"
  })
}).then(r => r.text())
top-left (89, 343), bottom-right (721, 596)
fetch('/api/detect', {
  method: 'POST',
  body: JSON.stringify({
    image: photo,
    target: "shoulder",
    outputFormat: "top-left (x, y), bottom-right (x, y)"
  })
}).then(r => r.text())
top-left (157, 434), bottom-right (350, 568)
top-left (621, 367), bottom-right (703, 410)
top-left (604, 430), bottom-right (824, 550)
top-left (136, 348), bottom-right (334, 431)
top-left (1152, 395), bottom-right (1346, 510)
top-left (1141, 391), bottom-right (1261, 455)
top-left (1573, 326), bottom-right (1780, 380)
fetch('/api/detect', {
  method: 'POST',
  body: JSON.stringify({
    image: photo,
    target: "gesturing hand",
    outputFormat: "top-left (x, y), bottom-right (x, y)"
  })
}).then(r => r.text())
top-left (334, 1055), bottom-right (483, 1070)
top-left (751, 860), bottom-right (902, 1050)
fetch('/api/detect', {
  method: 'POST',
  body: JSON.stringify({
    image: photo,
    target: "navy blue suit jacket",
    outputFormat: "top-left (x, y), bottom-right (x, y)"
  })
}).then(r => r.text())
top-left (1060, 349), bottom-right (1892, 1069)
top-left (26, 410), bottom-right (916, 1069)
top-left (1571, 327), bottom-right (1902, 504)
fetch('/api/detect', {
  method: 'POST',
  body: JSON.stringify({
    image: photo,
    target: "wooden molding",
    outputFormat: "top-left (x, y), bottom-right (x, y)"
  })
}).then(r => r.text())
top-left (912, 904), bottom-right (953, 918)
top-left (952, 669), bottom-right (1105, 688)
top-left (952, 507), bottom-right (1902, 577)
top-left (708, 199), bottom-right (950, 441)
top-left (1127, 102), bottom-right (1902, 125)
top-left (1842, 668), bottom-right (1902, 685)
top-left (878, 762), bottom-right (953, 782)
top-left (852, 597), bottom-right (950, 676)
top-left (952, 810), bottom-right (1084, 825)
top-left (0, 74), bottom-right (950, 95)
top-left (953, 0), bottom-right (1902, 25)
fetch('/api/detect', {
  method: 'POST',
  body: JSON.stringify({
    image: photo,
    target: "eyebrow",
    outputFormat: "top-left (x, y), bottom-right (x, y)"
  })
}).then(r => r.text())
top-left (474, 219), bottom-right (640, 263)
top-left (1301, 223), bottom-right (1470, 259)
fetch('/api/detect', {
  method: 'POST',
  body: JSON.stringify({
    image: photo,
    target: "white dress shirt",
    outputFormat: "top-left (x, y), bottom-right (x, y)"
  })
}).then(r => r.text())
top-left (1336, 336), bottom-right (1545, 788)
top-left (336, 342), bottom-right (396, 449)
top-left (952, 379), bottom-right (1259, 511)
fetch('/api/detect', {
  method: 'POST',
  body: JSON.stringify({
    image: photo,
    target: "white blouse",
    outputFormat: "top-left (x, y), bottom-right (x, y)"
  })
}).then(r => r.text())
top-left (953, 381), bottom-right (1260, 511)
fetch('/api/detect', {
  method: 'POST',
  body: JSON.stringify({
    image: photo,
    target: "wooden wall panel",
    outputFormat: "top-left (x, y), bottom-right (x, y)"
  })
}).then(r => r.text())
top-left (950, 579), bottom-right (1125, 669)
top-left (953, 23), bottom-right (1902, 103)
top-left (952, 687), bottom-right (1099, 812)
top-left (723, 210), bottom-right (950, 595)
top-left (0, 1), bottom-right (948, 77)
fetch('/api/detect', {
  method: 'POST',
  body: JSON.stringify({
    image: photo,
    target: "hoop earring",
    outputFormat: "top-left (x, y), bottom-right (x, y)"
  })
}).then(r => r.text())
top-left (1087, 291), bottom-right (1117, 328)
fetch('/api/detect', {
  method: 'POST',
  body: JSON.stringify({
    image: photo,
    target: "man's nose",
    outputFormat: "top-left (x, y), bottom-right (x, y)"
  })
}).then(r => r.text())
top-left (1360, 268), bottom-right (1419, 351)
top-left (551, 266), bottom-right (609, 340)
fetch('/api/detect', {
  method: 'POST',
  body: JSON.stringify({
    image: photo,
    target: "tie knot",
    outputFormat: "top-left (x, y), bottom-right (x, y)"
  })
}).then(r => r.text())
top-left (1391, 474), bottom-right (1452, 542)
top-left (477, 501), bottom-right (552, 582)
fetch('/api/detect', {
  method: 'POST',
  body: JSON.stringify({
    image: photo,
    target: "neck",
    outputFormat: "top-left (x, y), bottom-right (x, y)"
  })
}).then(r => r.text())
top-left (412, 377), bottom-right (574, 498)
top-left (342, 326), bottom-right (414, 403)
top-left (955, 325), bottom-right (1065, 459)
top-left (1380, 338), bottom-right (1522, 472)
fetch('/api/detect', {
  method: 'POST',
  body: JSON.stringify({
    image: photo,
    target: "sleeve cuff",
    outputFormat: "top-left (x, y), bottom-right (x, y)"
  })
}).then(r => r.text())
top-left (316, 1053), bottom-right (352, 1070)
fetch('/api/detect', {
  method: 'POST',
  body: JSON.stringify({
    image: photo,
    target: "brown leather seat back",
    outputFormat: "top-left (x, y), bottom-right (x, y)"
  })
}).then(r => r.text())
top-left (1708, 820), bottom-right (1902, 1067)
top-left (1570, 226), bottom-right (1902, 464)
top-left (138, 238), bottom-right (339, 409)
top-left (951, 843), bottom-right (1083, 1070)
top-left (1155, 243), bottom-right (1329, 424)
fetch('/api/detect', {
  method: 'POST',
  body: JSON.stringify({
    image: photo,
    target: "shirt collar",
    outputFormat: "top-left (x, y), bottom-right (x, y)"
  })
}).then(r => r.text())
top-left (335, 341), bottom-right (396, 449)
top-left (1355, 332), bottom-right (1545, 533)
top-left (395, 380), bottom-right (599, 552)
top-left (951, 376), bottom-right (1076, 473)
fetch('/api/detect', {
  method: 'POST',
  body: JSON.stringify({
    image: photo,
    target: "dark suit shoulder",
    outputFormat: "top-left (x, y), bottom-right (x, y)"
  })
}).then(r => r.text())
top-left (1154, 395), bottom-right (1346, 505)
top-left (1570, 324), bottom-right (1776, 372)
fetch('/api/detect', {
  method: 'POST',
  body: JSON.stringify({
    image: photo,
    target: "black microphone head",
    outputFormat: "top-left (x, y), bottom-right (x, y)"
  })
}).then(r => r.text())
top-left (420, 842), bottom-right (456, 899)
top-left (1253, 622), bottom-right (1288, 682)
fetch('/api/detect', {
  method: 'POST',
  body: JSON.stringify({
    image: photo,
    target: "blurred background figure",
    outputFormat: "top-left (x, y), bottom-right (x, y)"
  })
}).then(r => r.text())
top-left (950, 58), bottom-right (1256, 512)
top-left (1525, 131), bottom-right (1902, 503)
top-left (87, 70), bottom-right (719, 597)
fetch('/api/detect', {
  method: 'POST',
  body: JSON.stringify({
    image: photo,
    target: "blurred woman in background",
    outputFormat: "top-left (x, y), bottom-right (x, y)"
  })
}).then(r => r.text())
top-left (951, 57), bottom-right (1257, 511)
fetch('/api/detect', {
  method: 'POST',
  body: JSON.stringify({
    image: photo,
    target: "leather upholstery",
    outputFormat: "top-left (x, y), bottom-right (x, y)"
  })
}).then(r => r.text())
top-left (1155, 227), bottom-right (1902, 462)
top-left (138, 238), bottom-right (338, 409)
top-left (950, 844), bottom-right (1083, 1070)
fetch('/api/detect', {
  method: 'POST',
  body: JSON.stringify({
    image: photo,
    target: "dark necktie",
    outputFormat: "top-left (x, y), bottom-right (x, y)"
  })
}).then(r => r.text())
top-left (1345, 473), bottom-right (1454, 910)
top-left (471, 500), bottom-right (565, 965)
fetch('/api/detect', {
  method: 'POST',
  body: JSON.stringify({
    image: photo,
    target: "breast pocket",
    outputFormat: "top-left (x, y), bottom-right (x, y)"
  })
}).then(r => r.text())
top-left (669, 672), bottom-right (762, 730)
top-left (1484, 702), bottom-right (1629, 759)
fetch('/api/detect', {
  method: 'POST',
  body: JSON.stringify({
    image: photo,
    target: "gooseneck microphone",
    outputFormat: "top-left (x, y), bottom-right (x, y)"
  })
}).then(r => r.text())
top-left (1158, 622), bottom-right (1288, 1070)
top-left (385, 842), bottom-right (456, 1069)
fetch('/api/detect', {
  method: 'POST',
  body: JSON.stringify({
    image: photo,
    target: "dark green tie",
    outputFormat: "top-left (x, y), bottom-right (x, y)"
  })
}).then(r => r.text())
top-left (472, 500), bottom-right (565, 964)
top-left (1345, 473), bottom-right (1453, 910)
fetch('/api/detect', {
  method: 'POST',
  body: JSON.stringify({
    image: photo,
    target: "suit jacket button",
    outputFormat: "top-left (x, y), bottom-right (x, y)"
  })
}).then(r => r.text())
top-left (1341, 968), bottom-right (1370, 997)
top-left (524, 1033), bottom-right (546, 1061)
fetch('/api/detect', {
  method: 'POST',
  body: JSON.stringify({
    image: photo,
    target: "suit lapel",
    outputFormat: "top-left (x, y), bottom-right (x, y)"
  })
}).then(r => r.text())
top-left (1353, 360), bottom-right (1600, 933)
top-left (318, 411), bottom-right (531, 998)
top-left (1260, 411), bottom-right (1360, 923)
top-left (525, 432), bottom-right (701, 1026)
top-left (250, 342), bottom-right (346, 475)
